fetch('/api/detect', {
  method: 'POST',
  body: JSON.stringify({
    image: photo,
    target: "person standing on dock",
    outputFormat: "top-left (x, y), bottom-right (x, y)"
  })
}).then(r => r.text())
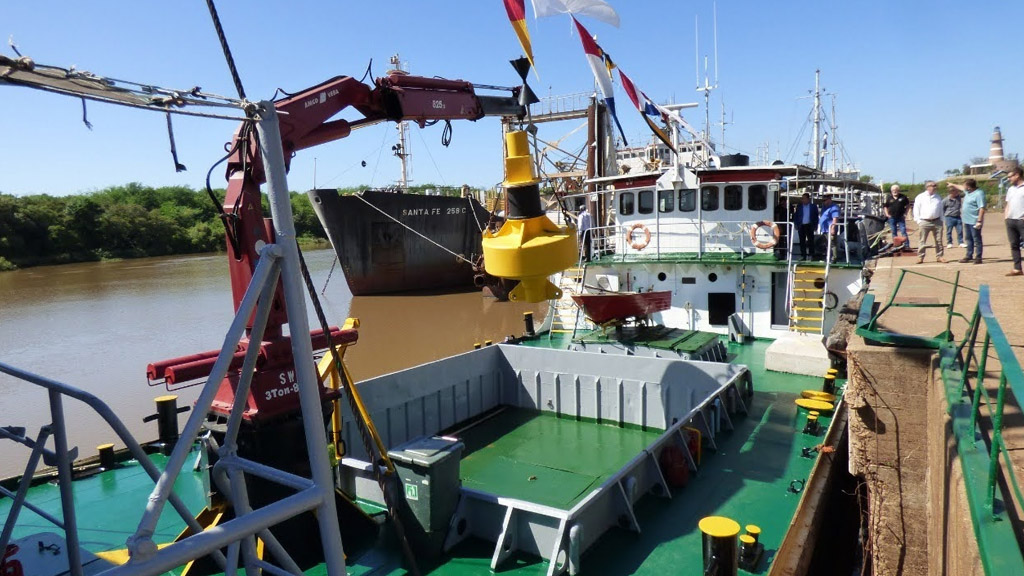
top-left (942, 186), bottom-right (965, 248)
top-left (912, 181), bottom-right (945, 263)
top-left (884, 184), bottom-right (911, 251)
top-left (578, 204), bottom-right (592, 263)
top-left (1004, 167), bottom-right (1024, 276)
top-left (951, 179), bottom-right (985, 264)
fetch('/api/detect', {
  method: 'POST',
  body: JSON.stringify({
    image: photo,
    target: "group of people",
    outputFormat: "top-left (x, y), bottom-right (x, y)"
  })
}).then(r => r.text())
top-left (791, 192), bottom-right (841, 261)
top-left (884, 167), bottom-right (1024, 276)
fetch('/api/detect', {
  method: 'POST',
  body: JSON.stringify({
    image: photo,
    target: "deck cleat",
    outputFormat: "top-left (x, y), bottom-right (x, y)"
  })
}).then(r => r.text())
top-left (482, 130), bottom-right (577, 302)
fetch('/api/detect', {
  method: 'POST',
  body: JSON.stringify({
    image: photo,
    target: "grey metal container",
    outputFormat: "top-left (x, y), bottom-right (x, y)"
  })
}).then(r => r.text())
top-left (390, 435), bottom-right (465, 556)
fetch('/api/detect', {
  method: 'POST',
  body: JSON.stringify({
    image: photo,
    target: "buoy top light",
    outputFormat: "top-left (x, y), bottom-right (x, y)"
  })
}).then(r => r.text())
top-left (698, 516), bottom-right (741, 538)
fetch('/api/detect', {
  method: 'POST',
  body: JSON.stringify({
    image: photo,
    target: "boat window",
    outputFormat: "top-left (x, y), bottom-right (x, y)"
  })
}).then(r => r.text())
top-left (724, 185), bottom-right (743, 211)
top-left (680, 277), bottom-right (696, 284)
top-left (658, 189), bottom-right (674, 213)
top-left (701, 186), bottom-right (719, 211)
top-left (678, 189), bottom-right (697, 212)
top-left (619, 192), bottom-right (635, 215)
top-left (749, 184), bottom-right (768, 211)
top-left (638, 190), bottom-right (654, 214)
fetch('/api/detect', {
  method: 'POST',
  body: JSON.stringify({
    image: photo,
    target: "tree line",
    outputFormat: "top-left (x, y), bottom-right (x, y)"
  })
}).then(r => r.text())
top-left (0, 183), bottom-right (328, 271)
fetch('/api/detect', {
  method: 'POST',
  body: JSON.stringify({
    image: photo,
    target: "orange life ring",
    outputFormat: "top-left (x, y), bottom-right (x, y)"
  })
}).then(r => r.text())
top-left (750, 221), bottom-right (780, 250)
top-left (628, 223), bottom-right (651, 250)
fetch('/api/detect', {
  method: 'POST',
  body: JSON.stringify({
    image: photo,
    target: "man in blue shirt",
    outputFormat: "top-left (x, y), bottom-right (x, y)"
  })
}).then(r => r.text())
top-left (818, 196), bottom-right (841, 260)
top-left (791, 192), bottom-right (818, 261)
top-left (950, 179), bottom-right (986, 264)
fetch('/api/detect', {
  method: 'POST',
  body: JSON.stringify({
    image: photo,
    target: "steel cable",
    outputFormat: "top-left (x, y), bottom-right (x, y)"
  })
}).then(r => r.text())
top-left (295, 246), bottom-right (421, 576)
top-left (205, 0), bottom-right (247, 101)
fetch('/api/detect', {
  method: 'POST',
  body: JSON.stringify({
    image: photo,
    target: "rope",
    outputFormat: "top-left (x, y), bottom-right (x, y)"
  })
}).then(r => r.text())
top-left (320, 256), bottom-right (338, 295)
top-left (468, 195), bottom-right (485, 233)
top-left (352, 193), bottom-right (475, 265)
top-left (204, 0), bottom-right (247, 101)
top-left (295, 246), bottom-right (421, 576)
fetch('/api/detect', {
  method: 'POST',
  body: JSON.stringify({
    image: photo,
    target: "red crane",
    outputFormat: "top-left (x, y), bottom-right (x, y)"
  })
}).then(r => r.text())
top-left (147, 70), bottom-right (528, 422)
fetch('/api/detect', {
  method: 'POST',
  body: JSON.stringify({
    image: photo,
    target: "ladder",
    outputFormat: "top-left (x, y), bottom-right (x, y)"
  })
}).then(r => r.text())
top-left (546, 263), bottom-right (593, 341)
top-left (789, 262), bottom-right (828, 334)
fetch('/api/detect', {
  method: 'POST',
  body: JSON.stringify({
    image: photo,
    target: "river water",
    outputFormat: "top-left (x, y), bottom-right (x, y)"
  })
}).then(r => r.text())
top-left (0, 249), bottom-right (546, 477)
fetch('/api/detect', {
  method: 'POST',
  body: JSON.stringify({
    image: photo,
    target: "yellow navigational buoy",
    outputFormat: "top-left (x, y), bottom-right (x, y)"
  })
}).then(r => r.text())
top-left (481, 130), bottom-right (577, 302)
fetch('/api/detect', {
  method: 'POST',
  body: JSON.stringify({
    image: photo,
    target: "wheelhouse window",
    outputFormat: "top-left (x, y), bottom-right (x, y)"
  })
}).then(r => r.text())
top-left (701, 185), bottom-right (719, 211)
top-left (724, 185), bottom-right (743, 211)
top-left (658, 189), bottom-right (674, 213)
top-left (638, 190), bottom-right (654, 214)
top-left (679, 188), bottom-right (697, 212)
top-left (619, 192), bottom-right (634, 215)
top-left (748, 184), bottom-right (768, 211)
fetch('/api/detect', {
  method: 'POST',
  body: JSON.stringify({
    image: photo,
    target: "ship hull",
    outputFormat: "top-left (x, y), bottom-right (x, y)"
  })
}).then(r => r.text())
top-left (308, 189), bottom-right (492, 295)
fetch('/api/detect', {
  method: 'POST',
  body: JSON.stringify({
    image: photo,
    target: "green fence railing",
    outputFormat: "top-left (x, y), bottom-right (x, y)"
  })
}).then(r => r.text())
top-left (857, 273), bottom-right (1024, 575)
top-left (942, 285), bottom-right (1024, 575)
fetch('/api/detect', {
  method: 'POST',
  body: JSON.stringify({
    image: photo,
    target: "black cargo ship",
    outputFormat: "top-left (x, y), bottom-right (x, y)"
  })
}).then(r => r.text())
top-left (307, 188), bottom-right (495, 295)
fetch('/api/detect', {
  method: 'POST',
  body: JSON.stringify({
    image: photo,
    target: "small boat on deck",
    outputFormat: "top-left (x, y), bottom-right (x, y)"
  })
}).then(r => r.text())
top-left (571, 290), bottom-right (671, 324)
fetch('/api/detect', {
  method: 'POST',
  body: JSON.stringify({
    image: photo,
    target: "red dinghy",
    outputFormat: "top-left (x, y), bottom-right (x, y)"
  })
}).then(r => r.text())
top-left (571, 290), bottom-right (672, 324)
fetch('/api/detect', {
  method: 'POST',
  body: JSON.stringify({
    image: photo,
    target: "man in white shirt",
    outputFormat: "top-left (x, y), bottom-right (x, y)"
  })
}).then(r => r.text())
top-left (578, 204), bottom-right (593, 262)
top-left (1004, 167), bottom-right (1024, 276)
top-left (912, 181), bottom-right (945, 263)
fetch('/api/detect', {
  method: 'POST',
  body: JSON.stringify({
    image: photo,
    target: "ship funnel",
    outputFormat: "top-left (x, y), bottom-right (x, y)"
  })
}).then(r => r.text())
top-left (482, 130), bottom-right (577, 302)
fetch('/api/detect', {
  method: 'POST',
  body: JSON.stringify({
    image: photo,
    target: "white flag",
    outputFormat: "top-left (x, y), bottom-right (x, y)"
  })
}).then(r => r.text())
top-left (532, 0), bottom-right (620, 27)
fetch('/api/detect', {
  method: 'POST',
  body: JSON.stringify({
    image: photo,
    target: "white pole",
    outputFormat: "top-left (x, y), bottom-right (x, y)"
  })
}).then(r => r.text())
top-left (256, 105), bottom-right (348, 576)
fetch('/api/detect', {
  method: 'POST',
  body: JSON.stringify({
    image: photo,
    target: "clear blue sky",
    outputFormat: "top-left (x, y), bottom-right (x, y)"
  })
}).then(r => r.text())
top-left (2, 1), bottom-right (1021, 196)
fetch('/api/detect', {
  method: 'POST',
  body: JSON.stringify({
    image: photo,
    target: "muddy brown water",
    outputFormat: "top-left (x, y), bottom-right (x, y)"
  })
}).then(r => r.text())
top-left (0, 249), bottom-right (546, 477)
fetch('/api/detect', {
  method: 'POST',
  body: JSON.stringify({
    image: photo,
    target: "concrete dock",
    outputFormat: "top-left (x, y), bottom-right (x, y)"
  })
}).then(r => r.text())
top-left (847, 214), bottom-right (1024, 576)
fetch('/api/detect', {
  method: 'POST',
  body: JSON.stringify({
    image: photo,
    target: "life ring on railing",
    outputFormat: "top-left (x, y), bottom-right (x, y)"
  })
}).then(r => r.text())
top-left (628, 223), bottom-right (651, 250)
top-left (749, 221), bottom-right (780, 250)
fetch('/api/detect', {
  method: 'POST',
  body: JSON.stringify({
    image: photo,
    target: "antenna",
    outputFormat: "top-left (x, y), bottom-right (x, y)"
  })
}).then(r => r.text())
top-left (694, 15), bottom-right (700, 90)
top-left (694, 3), bottom-right (720, 143)
top-left (713, 1), bottom-right (719, 85)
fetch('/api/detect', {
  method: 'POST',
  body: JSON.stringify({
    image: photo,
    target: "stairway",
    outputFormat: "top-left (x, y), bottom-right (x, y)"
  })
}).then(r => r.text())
top-left (789, 263), bottom-right (827, 335)
top-left (547, 265), bottom-right (593, 340)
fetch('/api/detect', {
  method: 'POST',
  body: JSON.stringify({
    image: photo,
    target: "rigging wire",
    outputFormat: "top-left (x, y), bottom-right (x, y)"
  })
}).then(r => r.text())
top-left (368, 124), bottom-right (392, 187)
top-left (352, 194), bottom-right (475, 265)
top-left (294, 246), bottom-right (421, 576)
top-left (204, 0), bottom-right (247, 102)
top-left (414, 124), bottom-right (448, 187)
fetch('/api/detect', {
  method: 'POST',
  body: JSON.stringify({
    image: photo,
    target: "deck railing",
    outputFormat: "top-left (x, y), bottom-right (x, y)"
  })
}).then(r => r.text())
top-left (0, 362), bottom-right (222, 576)
top-left (856, 271), bottom-right (1024, 574)
top-left (592, 220), bottom-right (796, 260)
top-left (944, 285), bottom-right (1024, 575)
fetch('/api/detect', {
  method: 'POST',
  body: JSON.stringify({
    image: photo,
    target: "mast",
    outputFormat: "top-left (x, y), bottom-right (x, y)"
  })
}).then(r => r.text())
top-left (812, 69), bottom-right (821, 171)
top-left (389, 54), bottom-right (411, 188)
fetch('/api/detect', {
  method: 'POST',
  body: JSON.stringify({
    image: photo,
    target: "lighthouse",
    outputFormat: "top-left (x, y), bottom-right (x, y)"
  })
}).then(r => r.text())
top-left (990, 126), bottom-right (1005, 165)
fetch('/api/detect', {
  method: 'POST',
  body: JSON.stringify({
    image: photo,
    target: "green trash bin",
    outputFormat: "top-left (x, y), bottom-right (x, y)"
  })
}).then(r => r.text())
top-left (389, 436), bottom-right (465, 556)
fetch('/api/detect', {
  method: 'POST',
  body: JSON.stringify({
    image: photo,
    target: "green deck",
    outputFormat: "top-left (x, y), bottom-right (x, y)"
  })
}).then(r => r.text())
top-left (574, 325), bottom-right (720, 353)
top-left (2, 339), bottom-right (843, 576)
top-left (0, 450), bottom-right (209, 558)
top-left (458, 408), bottom-right (661, 510)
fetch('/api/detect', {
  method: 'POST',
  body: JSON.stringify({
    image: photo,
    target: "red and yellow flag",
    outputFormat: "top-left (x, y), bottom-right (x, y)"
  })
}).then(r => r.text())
top-left (503, 0), bottom-right (535, 69)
